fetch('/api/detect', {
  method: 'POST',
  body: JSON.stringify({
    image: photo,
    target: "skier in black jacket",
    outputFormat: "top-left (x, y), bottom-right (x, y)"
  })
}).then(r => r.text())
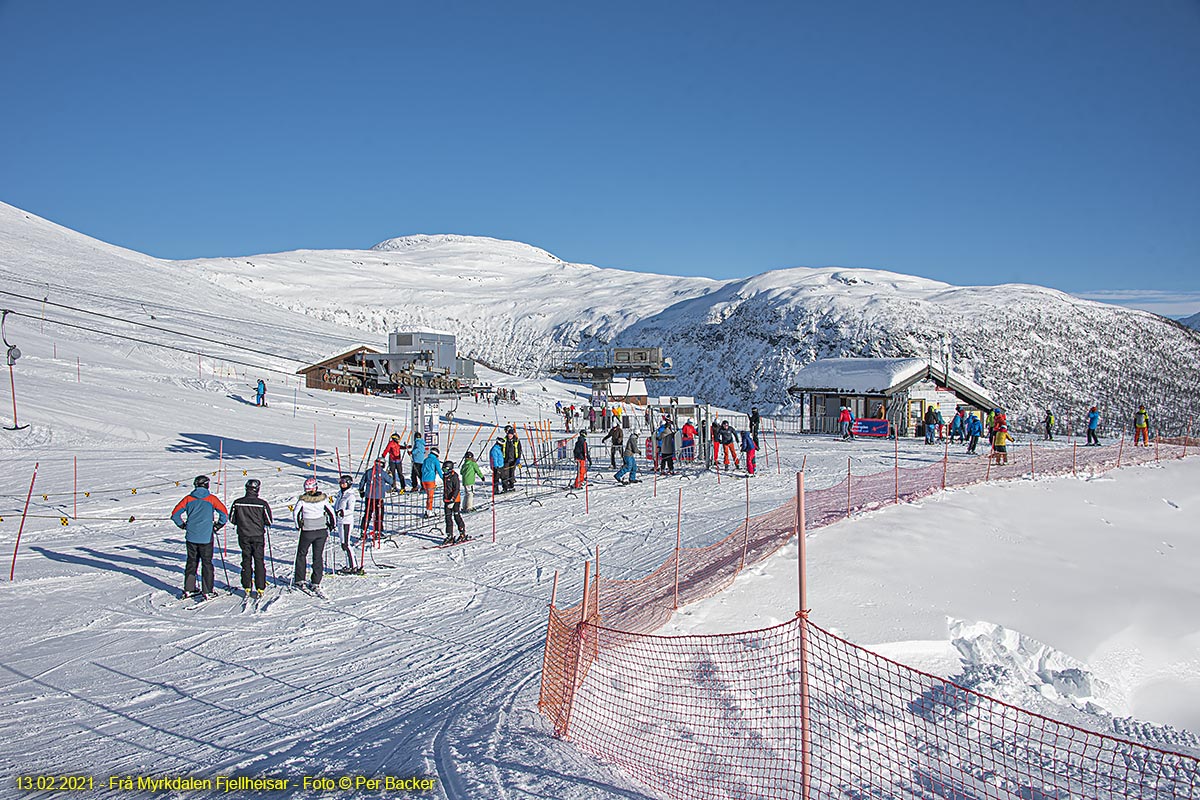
top-left (229, 479), bottom-right (273, 597)
top-left (441, 460), bottom-right (466, 545)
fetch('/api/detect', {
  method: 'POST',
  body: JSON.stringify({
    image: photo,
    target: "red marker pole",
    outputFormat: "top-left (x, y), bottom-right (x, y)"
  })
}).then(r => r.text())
top-left (10, 463), bottom-right (39, 581)
top-left (894, 433), bottom-right (899, 504)
top-left (491, 472), bottom-right (497, 544)
top-left (73, 455), bottom-right (78, 520)
top-left (673, 488), bottom-right (682, 610)
top-left (773, 421), bottom-right (781, 475)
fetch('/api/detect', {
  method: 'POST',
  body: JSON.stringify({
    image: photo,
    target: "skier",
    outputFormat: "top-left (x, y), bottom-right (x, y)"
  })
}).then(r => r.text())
top-left (718, 420), bottom-right (740, 469)
top-left (966, 413), bottom-right (983, 454)
top-left (572, 431), bottom-right (591, 489)
top-left (501, 427), bottom-right (521, 492)
top-left (489, 437), bottom-right (505, 495)
top-left (991, 425), bottom-right (1014, 465)
top-left (170, 475), bottom-right (229, 599)
top-left (229, 478), bottom-right (272, 598)
top-left (421, 446), bottom-right (443, 517)
top-left (1044, 409), bottom-right (1055, 441)
top-left (293, 477), bottom-right (335, 593)
top-left (949, 410), bottom-right (964, 444)
top-left (409, 431), bottom-right (426, 496)
top-left (681, 418), bottom-right (697, 461)
top-left (658, 421), bottom-right (677, 474)
top-left (615, 429), bottom-right (641, 484)
top-left (255, 379), bottom-right (267, 407)
top-left (382, 433), bottom-right (407, 492)
top-left (357, 457), bottom-right (394, 535)
top-left (921, 410), bottom-right (940, 448)
top-left (601, 422), bottom-right (624, 468)
top-left (1086, 406), bottom-right (1101, 446)
top-left (935, 408), bottom-right (946, 442)
top-left (839, 405), bottom-right (853, 440)
top-left (441, 459), bottom-right (466, 545)
top-left (460, 450), bottom-right (482, 512)
top-left (1133, 405), bottom-right (1150, 446)
top-left (333, 474), bottom-right (362, 574)
top-left (749, 407), bottom-right (761, 448)
top-left (741, 428), bottom-right (758, 475)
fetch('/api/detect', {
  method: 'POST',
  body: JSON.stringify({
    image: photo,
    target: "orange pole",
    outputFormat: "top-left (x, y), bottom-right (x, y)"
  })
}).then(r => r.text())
top-left (941, 437), bottom-right (949, 490)
top-left (9, 462), bottom-right (38, 581)
top-left (846, 457), bottom-right (851, 517)
top-left (673, 488), bottom-right (682, 610)
top-left (1117, 431), bottom-right (1124, 468)
top-left (1073, 440), bottom-right (1078, 476)
top-left (795, 470), bottom-right (810, 800)
top-left (894, 432), bottom-right (900, 504)
top-left (536, 569), bottom-right (560, 713)
top-left (773, 421), bottom-right (781, 475)
top-left (1029, 440), bottom-right (1035, 477)
top-left (73, 455), bottom-right (77, 520)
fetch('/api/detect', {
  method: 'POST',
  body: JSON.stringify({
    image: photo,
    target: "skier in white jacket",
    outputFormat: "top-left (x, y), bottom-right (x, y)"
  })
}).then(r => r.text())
top-left (294, 477), bottom-right (335, 591)
top-left (332, 474), bottom-right (361, 574)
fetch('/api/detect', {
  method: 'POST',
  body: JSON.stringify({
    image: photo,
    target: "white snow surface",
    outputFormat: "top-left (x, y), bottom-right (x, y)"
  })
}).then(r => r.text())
top-left (1, 202), bottom-right (1199, 796)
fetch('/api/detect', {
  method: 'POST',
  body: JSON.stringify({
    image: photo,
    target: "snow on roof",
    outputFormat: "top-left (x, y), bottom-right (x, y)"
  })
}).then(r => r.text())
top-left (789, 358), bottom-right (929, 394)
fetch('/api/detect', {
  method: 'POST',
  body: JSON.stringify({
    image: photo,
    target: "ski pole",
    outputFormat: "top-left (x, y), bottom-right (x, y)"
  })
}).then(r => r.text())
top-left (218, 524), bottom-right (232, 593)
top-left (265, 524), bottom-right (278, 586)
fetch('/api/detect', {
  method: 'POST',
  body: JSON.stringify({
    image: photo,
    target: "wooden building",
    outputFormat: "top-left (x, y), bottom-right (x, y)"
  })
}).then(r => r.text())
top-left (786, 357), bottom-right (997, 437)
top-left (296, 345), bottom-right (381, 393)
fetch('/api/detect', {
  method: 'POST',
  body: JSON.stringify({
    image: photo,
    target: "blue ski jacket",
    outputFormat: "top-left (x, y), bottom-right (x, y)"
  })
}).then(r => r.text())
top-left (1087, 411), bottom-right (1100, 430)
top-left (171, 487), bottom-right (228, 544)
top-left (358, 463), bottom-right (395, 499)
top-left (421, 452), bottom-right (443, 483)
top-left (967, 416), bottom-right (983, 437)
top-left (490, 442), bottom-right (505, 469)
top-left (411, 436), bottom-right (426, 465)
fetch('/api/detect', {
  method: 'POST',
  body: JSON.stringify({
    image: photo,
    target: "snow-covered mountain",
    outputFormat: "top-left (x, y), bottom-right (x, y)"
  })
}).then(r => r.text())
top-left (4, 201), bottom-right (1199, 434)
top-left (1181, 311), bottom-right (1200, 331)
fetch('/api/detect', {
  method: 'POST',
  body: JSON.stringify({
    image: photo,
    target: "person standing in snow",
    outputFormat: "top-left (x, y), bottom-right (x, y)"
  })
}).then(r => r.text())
top-left (255, 379), bottom-right (267, 407)
top-left (710, 419), bottom-right (721, 464)
top-left (421, 446), bottom-right (443, 517)
top-left (1133, 405), bottom-right (1150, 446)
top-left (839, 405), bottom-right (854, 440)
top-left (658, 421), bottom-right (677, 474)
top-left (966, 413), bottom-right (983, 454)
top-left (1044, 408), bottom-right (1055, 441)
top-left (382, 433), bottom-right (407, 492)
top-left (441, 460), bottom-right (467, 544)
top-left (571, 431), bottom-right (591, 489)
top-left (991, 425), bottom-right (1015, 465)
top-left (615, 430), bottom-right (641, 484)
top-left (170, 475), bottom-right (229, 598)
top-left (749, 407), bottom-right (761, 448)
top-left (741, 428), bottom-right (758, 476)
top-left (293, 477), bottom-right (334, 591)
top-left (681, 418), bottom-right (697, 461)
top-left (409, 432), bottom-right (426, 496)
top-left (333, 474), bottom-right (361, 574)
top-left (718, 420), bottom-right (740, 469)
top-left (501, 427), bottom-right (521, 492)
top-left (460, 451), bottom-right (482, 512)
top-left (1086, 406), bottom-right (1101, 446)
top-left (229, 478), bottom-right (272, 597)
top-left (489, 438), bottom-right (505, 495)
top-left (949, 409), bottom-right (964, 444)
top-left (601, 422), bottom-right (624, 468)
top-left (923, 406), bottom-right (938, 445)
top-left (357, 457), bottom-right (394, 535)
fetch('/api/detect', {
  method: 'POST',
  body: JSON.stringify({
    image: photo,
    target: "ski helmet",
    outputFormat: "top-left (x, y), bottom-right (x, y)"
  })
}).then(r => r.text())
top-left (339, 474), bottom-right (352, 485)
top-left (391, 433), bottom-right (400, 441)
top-left (304, 477), bottom-right (318, 493)
top-left (464, 450), bottom-right (474, 459)
top-left (245, 478), bottom-right (261, 493)
top-left (444, 460), bottom-right (455, 470)
top-left (194, 475), bottom-right (210, 489)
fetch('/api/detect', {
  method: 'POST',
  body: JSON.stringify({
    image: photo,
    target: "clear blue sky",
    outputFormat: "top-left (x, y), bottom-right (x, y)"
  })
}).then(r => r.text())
top-left (2, 1), bottom-right (1199, 311)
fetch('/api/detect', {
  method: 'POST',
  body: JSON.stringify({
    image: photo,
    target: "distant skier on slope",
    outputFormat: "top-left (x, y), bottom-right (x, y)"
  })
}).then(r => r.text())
top-left (293, 477), bottom-right (334, 593)
top-left (229, 478), bottom-right (272, 597)
top-left (255, 379), bottom-right (267, 407)
top-left (170, 475), bottom-right (229, 599)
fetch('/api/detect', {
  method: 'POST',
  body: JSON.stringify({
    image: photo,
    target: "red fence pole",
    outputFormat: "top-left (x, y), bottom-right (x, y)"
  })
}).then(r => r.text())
top-left (491, 473), bottom-right (497, 544)
top-left (9, 462), bottom-right (38, 581)
top-left (846, 457), bottom-right (851, 517)
top-left (1030, 440), bottom-right (1035, 477)
top-left (673, 488), bottom-right (682, 610)
top-left (941, 437), bottom-right (949, 490)
top-left (739, 475), bottom-right (750, 571)
top-left (1073, 440), bottom-right (1078, 476)
top-left (773, 422), bottom-right (781, 475)
top-left (894, 433), bottom-right (899, 504)
top-left (73, 455), bottom-right (78, 520)
top-left (1117, 431), bottom-right (1125, 468)
top-left (536, 569), bottom-right (560, 713)
top-left (1156, 433), bottom-right (1160, 463)
top-left (585, 482), bottom-right (589, 515)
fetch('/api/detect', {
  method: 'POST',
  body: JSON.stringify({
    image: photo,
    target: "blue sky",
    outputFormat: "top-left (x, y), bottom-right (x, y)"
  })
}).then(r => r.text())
top-left (2, 1), bottom-right (1199, 314)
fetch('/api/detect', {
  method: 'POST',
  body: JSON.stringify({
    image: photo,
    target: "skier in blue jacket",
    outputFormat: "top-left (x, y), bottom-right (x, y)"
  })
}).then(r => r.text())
top-left (170, 475), bottom-right (229, 598)
top-left (409, 433), bottom-right (427, 494)
top-left (420, 446), bottom-right (443, 517)
top-left (1086, 406), bottom-right (1101, 446)
top-left (966, 414), bottom-right (984, 454)
top-left (357, 458), bottom-right (394, 534)
top-left (489, 438), bottom-right (505, 495)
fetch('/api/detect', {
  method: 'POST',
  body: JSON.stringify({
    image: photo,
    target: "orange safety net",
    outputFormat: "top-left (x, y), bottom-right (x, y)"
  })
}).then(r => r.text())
top-left (539, 436), bottom-right (1200, 797)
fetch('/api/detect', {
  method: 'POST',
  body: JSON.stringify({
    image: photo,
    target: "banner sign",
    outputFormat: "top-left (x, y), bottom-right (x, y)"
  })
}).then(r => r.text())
top-left (851, 419), bottom-right (890, 438)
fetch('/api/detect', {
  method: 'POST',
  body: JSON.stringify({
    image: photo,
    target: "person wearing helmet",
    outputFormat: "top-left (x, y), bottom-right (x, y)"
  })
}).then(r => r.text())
top-left (420, 446), bottom-right (443, 517)
top-left (382, 433), bottom-right (407, 493)
top-left (294, 477), bottom-right (335, 592)
top-left (489, 438), bottom-right (505, 494)
top-left (409, 431), bottom-right (427, 496)
top-left (749, 407), bottom-right (761, 448)
top-left (601, 420), bottom-right (624, 468)
top-left (1086, 406), bottom-right (1101, 446)
top-left (501, 428), bottom-right (521, 492)
top-left (170, 474), bottom-right (229, 599)
top-left (229, 478), bottom-right (273, 597)
top-left (718, 420), bottom-right (739, 469)
top-left (571, 430), bottom-right (591, 489)
top-left (991, 425), bottom-right (1015, 465)
top-left (459, 451), bottom-right (482, 512)
top-left (680, 418), bottom-right (697, 462)
top-left (1044, 408), bottom-right (1055, 441)
top-left (441, 460), bottom-right (466, 545)
top-left (333, 474), bottom-right (362, 574)
top-left (1133, 405), bottom-right (1150, 447)
top-left (357, 457), bottom-right (395, 535)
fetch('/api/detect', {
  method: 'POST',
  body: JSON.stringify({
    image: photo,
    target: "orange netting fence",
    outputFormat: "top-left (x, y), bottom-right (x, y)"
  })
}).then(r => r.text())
top-left (539, 435), bottom-right (1200, 798)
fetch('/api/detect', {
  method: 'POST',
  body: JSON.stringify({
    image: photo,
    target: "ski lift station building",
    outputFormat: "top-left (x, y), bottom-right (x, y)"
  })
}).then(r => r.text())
top-left (786, 357), bottom-right (997, 437)
top-left (297, 331), bottom-right (476, 393)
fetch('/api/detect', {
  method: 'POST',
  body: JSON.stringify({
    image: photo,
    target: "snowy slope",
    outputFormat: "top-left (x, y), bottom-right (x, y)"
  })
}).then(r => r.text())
top-left (1181, 310), bottom-right (1200, 331)
top-left (2, 201), bottom-right (1198, 797)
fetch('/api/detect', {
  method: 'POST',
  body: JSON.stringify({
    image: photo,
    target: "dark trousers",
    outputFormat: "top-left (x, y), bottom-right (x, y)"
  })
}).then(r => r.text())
top-left (492, 470), bottom-right (501, 494)
top-left (238, 536), bottom-right (266, 591)
top-left (389, 460), bottom-right (406, 491)
top-left (184, 540), bottom-right (214, 594)
top-left (444, 501), bottom-right (464, 536)
top-left (661, 454), bottom-right (675, 473)
top-left (340, 523), bottom-right (357, 570)
top-left (411, 462), bottom-right (423, 494)
top-left (967, 434), bottom-right (979, 454)
top-left (502, 463), bottom-right (516, 490)
top-left (1087, 429), bottom-right (1100, 446)
top-left (361, 497), bottom-right (384, 533)
top-left (610, 444), bottom-right (621, 468)
top-left (295, 528), bottom-right (328, 586)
